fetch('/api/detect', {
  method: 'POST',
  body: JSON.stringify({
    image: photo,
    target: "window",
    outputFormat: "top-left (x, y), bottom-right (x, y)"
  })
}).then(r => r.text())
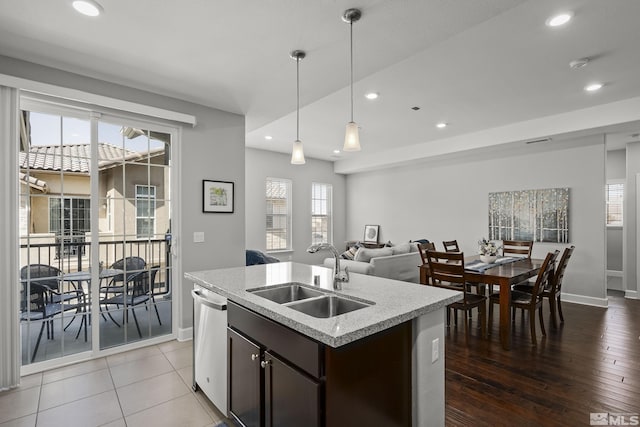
top-left (136, 185), bottom-right (156, 238)
top-left (49, 197), bottom-right (91, 257)
top-left (606, 182), bottom-right (624, 226)
top-left (311, 182), bottom-right (332, 245)
top-left (266, 178), bottom-right (292, 251)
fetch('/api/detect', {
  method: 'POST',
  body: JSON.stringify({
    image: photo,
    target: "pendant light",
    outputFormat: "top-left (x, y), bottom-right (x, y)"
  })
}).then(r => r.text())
top-left (290, 50), bottom-right (306, 165)
top-left (342, 8), bottom-right (362, 152)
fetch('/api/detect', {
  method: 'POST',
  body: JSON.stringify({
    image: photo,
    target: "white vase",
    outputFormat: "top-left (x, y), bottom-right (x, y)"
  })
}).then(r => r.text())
top-left (480, 255), bottom-right (497, 264)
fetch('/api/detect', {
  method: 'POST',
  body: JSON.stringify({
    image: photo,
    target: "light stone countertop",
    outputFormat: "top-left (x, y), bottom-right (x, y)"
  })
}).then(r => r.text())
top-left (185, 262), bottom-right (462, 347)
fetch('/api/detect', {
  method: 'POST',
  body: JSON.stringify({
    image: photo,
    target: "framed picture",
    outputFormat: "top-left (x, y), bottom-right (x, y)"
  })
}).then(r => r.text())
top-left (203, 180), bottom-right (234, 213)
top-left (363, 225), bottom-right (380, 243)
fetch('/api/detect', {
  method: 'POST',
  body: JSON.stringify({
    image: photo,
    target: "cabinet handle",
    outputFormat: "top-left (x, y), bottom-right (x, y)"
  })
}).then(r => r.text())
top-left (251, 353), bottom-right (259, 361)
top-left (260, 360), bottom-right (271, 368)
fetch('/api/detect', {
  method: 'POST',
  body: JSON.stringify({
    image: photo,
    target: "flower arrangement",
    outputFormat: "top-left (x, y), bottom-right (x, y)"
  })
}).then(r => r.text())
top-left (478, 238), bottom-right (500, 256)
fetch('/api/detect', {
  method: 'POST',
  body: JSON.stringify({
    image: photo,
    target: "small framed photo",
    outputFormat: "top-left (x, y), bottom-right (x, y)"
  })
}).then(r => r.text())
top-left (363, 225), bottom-right (380, 243)
top-left (203, 180), bottom-right (234, 213)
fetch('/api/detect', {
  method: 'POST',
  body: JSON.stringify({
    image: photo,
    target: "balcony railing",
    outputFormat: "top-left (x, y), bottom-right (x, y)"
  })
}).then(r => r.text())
top-left (20, 238), bottom-right (172, 295)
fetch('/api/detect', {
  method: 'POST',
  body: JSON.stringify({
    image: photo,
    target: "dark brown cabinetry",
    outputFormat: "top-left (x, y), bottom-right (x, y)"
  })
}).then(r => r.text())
top-left (228, 302), bottom-right (321, 427)
top-left (264, 351), bottom-right (320, 427)
top-left (227, 300), bottom-right (412, 427)
top-left (228, 328), bottom-right (261, 427)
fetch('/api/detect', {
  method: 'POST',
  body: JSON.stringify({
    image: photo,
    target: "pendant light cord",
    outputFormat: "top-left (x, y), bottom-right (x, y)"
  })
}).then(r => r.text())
top-left (349, 20), bottom-right (354, 122)
top-left (296, 56), bottom-right (300, 140)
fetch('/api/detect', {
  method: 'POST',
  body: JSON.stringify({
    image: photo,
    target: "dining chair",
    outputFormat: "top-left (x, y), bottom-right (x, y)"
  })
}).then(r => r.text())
top-left (100, 265), bottom-right (162, 338)
top-left (488, 250), bottom-right (559, 346)
top-left (513, 245), bottom-right (575, 328)
top-left (442, 240), bottom-right (460, 252)
top-left (425, 250), bottom-right (487, 343)
top-left (417, 242), bottom-right (436, 265)
top-left (502, 240), bottom-right (533, 258)
top-left (20, 264), bottom-right (86, 362)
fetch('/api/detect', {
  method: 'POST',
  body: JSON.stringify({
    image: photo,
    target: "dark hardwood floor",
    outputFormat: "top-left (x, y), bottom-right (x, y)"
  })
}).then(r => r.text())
top-left (445, 290), bottom-right (640, 426)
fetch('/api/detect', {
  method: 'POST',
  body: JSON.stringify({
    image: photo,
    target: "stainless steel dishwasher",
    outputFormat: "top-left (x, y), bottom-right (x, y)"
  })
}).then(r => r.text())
top-left (192, 284), bottom-right (228, 413)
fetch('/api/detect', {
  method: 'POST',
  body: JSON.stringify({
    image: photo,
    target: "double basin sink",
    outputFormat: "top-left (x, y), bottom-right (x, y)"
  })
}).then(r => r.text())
top-left (248, 282), bottom-right (374, 318)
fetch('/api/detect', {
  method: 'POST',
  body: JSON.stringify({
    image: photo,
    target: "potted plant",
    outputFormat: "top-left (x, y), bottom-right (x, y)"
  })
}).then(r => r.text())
top-left (478, 238), bottom-right (500, 263)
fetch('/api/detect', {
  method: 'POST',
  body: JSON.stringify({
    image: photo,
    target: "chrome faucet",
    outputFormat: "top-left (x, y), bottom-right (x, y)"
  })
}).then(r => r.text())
top-left (306, 243), bottom-right (349, 290)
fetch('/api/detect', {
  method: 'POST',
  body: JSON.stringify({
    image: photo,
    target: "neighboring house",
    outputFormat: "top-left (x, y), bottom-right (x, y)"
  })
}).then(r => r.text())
top-left (19, 141), bottom-right (169, 260)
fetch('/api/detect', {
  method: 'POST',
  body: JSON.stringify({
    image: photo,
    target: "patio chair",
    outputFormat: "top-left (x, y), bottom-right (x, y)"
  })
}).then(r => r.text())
top-left (20, 264), bottom-right (86, 362)
top-left (100, 263), bottom-right (162, 338)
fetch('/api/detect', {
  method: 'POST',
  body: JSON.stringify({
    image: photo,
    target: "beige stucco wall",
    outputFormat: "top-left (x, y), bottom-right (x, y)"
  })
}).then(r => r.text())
top-left (22, 155), bottom-right (169, 237)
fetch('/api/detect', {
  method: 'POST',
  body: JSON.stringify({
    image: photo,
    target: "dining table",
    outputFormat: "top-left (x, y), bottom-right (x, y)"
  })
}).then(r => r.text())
top-left (419, 255), bottom-right (545, 350)
top-left (62, 268), bottom-right (124, 296)
top-left (61, 268), bottom-right (124, 339)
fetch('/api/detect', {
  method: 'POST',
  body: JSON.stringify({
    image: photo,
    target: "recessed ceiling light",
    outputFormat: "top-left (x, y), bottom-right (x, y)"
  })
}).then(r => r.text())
top-left (333, 149), bottom-right (341, 154)
top-left (264, 135), bottom-right (273, 140)
top-left (585, 82), bottom-right (603, 92)
top-left (72, 0), bottom-right (103, 16)
top-left (365, 92), bottom-right (379, 100)
top-left (546, 12), bottom-right (573, 27)
top-left (436, 122), bottom-right (448, 129)
top-left (569, 58), bottom-right (589, 69)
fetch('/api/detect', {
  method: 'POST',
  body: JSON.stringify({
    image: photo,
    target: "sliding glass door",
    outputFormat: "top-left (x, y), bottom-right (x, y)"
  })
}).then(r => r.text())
top-left (18, 97), bottom-right (175, 366)
top-left (96, 117), bottom-right (173, 349)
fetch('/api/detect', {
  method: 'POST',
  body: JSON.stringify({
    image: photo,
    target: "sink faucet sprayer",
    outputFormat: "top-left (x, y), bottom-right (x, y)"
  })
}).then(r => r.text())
top-left (306, 243), bottom-right (349, 290)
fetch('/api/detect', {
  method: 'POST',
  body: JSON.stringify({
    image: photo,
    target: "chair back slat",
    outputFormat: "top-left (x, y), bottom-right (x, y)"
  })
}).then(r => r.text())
top-left (529, 250), bottom-right (560, 303)
top-left (417, 242), bottom-right (436, 265)
top-left (502, 240), bottom-right (533, 258)
top-left (426, 250), bottom-right (467, 292)
top-left (551, 245), bottom-right (575, 294)
top-left (442, 240), bottom-right (460, 252)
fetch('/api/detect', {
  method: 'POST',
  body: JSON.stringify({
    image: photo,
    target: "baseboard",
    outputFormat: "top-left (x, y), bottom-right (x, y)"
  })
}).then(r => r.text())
top-left (178, 326), bottom-right (193, 341)
top-left (625, 290), bottom-right (639, 300)
top-left (561, 292), bottom-right (608, 308)
top-left (606, 270), bottom-right (623, 278)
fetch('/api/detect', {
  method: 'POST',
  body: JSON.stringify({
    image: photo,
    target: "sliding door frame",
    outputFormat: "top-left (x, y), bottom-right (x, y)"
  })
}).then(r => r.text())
top-left (16, 92), bottom-right (183, 375)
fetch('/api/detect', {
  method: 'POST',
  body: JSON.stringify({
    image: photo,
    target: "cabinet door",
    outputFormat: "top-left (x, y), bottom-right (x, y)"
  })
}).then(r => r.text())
top-left (264, 351), bottom-right (320, 427)
top-left (228, 328), bottom-right (262, 427)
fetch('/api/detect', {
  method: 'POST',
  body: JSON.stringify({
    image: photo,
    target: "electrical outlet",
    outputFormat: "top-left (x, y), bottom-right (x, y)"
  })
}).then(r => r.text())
top-left (431, 338), bottom-right (439, 363)
top-left (193, 232), bottom-right (205, 243)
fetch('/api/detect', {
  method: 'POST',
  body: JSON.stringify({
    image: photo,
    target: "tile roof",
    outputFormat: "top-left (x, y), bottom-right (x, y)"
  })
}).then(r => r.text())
top-left (18, 172), bottom-right (48, 193)
top-left (19, 143), bottom-right (147, 173)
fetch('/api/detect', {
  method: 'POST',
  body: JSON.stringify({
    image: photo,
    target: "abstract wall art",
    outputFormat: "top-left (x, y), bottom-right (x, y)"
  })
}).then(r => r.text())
top-left (488, 188), bottom-right (569, 243)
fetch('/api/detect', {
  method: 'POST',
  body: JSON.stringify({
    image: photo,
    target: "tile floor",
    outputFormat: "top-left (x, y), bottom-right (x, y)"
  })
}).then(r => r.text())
top-left (0, 340), bottom-right (230, 427)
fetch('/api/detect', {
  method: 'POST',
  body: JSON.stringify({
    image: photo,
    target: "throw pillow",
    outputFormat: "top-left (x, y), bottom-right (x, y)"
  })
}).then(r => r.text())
top-left (354, 247), bottom-right (393, 263)
top-left (341, 243), bottom-right (361, 260)
top-left (411, 239), bottom-right (430, 245)
top-left (391, 242), bottom-right (411, 255)
top-left (409, 242), bottom-right (420, 252)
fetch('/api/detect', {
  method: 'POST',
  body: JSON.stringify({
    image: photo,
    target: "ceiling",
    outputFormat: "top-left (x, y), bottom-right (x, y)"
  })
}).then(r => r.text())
top-left (1, 0), bottom-right (639, 172)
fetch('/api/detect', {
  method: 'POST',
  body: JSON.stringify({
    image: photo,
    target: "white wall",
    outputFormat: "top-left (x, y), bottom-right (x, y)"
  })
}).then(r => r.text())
top-left (0, 55), bottom-right (246, 330)
top-left (245, 148), bottom-right (346, 265)
top-left (346, 139), bottom-right (607, 304)
top-left (625, 142), bottom-right (640, 296)
top-left (607, 149), bottom-right (626, 180)
top-left (606, 149), bottom-right (625, 273)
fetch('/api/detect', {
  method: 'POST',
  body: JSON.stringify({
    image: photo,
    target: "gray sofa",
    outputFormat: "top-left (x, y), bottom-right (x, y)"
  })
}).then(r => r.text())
top-left (323, 243), bottom-right (422, 283)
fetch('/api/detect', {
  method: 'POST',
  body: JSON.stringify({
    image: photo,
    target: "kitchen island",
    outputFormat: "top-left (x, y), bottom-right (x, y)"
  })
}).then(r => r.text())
top-left (185, 262), bottom-right (461, 427)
